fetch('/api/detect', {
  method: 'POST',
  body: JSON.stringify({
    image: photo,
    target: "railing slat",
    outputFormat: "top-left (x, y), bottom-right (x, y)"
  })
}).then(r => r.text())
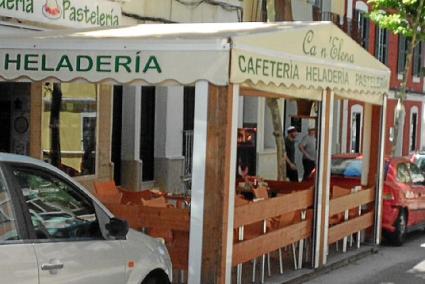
top-left (329, 187), bottom-right (375, 216)
top-left (328, 211), bottom-right (374, 244)
top-left (234, 188), bottom-right (314, 228)
top-left (232, 218), bottom-right (313, 266)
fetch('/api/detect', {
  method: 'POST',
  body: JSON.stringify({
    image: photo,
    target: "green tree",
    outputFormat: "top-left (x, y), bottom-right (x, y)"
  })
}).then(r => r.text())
top-left (368, 0), bottom-right (425, 155)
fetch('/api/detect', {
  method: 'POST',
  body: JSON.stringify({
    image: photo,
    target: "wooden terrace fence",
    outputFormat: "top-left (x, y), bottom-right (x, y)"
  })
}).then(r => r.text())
top-left (232, 187), bottom-right (314, 266)
top-left (328, 186), bottom-right (375, 247)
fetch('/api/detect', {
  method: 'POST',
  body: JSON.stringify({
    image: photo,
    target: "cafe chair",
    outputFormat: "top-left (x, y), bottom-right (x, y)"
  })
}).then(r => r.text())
top-left (93, 180), bottom-right (122, 204)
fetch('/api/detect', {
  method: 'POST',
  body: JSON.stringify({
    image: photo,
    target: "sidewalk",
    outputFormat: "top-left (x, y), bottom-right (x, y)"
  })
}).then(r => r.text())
top-left (264, 245), bottom-right (378, 284)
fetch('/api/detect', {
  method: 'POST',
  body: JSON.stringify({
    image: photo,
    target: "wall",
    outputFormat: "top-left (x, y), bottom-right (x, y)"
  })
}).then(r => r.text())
top-left (122, 0), bottom-right (241, 23)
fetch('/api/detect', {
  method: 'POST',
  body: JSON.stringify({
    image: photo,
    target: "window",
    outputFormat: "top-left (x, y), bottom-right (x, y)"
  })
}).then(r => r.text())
top-left (409, 163), bottom-right (424, 184)
top-left (356, 10), bottom-right (370, 49)
top-left (375, 27), bottom-right (389, 65)
top-left (412, 42), bottom-right (422, 77)
top-left (42, 83), bottom-right (97, 177)
top-left (398, 36), bottom-right (408, 74)
top-left (0, 173), bottom-right (19, 241)
top-left (350, 105), bottom-right (363, 153)
top-left (12, 167), bottom-right (102, 240)
top-left (410, 107), bottom-right (418, 152)
top-left (397, 163), bottom-right (411, 183)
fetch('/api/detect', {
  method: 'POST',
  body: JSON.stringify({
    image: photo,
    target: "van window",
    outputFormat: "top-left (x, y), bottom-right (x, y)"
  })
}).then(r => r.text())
top-left (12, 167), bottom-right (102, 240)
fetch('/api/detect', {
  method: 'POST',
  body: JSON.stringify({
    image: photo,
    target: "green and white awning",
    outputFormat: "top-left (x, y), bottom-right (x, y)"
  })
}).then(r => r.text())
top-left (0, 22), bottom-right (390, 104)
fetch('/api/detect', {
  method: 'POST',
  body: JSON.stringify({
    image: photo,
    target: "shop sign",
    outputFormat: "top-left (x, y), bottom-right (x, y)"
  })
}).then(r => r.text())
top-left (0, 48), bottom-right (230, 85)
top-left (235, 51), bottom-right (388, 93)
top-left (0, 0), bottom-right (121, 28)
top-left (1, 51), bottom-right (161, 74)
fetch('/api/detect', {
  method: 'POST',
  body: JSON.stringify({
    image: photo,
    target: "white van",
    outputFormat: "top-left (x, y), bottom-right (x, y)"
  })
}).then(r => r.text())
top-left (0, 153), bottom-right (172, 284)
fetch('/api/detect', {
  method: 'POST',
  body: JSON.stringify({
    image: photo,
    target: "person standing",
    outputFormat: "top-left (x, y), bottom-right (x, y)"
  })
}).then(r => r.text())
top-left (285, 126), bottom-right (299, 182)
top-left (299, 128), bottom-right (317, 181)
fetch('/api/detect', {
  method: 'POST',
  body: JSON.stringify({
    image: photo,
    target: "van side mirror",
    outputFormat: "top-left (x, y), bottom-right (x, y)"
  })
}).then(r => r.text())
top-left (105, 217), bottom-right (129, 239)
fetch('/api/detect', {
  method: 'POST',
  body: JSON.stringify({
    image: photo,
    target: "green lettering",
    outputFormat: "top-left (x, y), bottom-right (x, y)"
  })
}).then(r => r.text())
top-left (63, 0), bottom-right (70, 19)
top-left (135, 54), bottom-right (140, 72)
top-left (96, 55), bottom-right (111, 72)
top-left (41, 54), bottom-right (54, 71)
top-left (77, 8), bottom-right (84, 22)
top-left (143, 56), bottom-right (161, 73)
top-left (238, 55), bottom-right (246, 73)
top-left (115, 56), bottom-right (132, 73)
top-left (100, 13), bottom-right (105, 26)
top-left (56, 55), bottom-right (73, 71)
top-left (247, 58), bottom-right (255, 74)
top-left (76, 55), bottom-right (93, 71)
top-left (24, 54), bottom-right (38, 71)
top-left (69, 6), bottom-right (76, 21)
top-left (4, 53), bottom-right (21, 70)
top-left (26, 0), bottom-right (33, 13)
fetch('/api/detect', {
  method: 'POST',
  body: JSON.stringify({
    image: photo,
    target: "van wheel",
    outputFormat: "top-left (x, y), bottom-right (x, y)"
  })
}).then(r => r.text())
top-left (391, 210), bottom-right (406, 246)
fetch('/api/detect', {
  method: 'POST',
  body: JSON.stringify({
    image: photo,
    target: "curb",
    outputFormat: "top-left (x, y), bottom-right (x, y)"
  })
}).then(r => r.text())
top-left (284, 246), bottom-right (379, 284)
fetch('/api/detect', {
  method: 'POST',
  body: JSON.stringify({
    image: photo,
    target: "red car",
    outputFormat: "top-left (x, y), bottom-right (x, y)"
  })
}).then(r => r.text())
top-left (382, 157), bottom-right (425, 245)
top-left (331, 156), bottom-right (425, 245)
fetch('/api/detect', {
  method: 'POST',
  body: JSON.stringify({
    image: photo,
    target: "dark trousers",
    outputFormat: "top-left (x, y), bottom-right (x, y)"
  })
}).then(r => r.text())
top-left (286, 165), bottom-right (299, 182)
top-left (302, 158), bottom-right (315, 181)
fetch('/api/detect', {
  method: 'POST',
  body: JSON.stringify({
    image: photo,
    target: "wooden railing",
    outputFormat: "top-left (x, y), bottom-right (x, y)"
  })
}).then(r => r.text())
top-left (233, 187), bottom-right (314, 266)
top-left (105, 202), bottom-right (190, 271)
top-left (328, 186), bottom-right (375, 246)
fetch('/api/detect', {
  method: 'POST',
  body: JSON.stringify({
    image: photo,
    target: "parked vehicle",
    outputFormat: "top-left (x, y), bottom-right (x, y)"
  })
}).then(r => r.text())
top-left (331, 155), bottom-right (425, 245)
top-left (0, 153), bottom-right (171, 284)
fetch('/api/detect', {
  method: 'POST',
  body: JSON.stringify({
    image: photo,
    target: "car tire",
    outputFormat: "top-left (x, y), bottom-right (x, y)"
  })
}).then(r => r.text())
top-left (391, 209), bottom-right (407, 246)
top-left (141, 273), bottom-right (170, 284)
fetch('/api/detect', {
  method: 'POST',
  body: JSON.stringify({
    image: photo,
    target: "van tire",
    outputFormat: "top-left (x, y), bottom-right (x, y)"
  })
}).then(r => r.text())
top-left (391, 210), bottom-right (407, 246)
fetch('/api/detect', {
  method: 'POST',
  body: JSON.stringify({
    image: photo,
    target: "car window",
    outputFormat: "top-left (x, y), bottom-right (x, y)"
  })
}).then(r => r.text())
top-left (11, 167), bottom-right (103, 241)
top-left (409, 163), bottom-right (425, 184)
top-left (0, 172), bottom-right (20, 241)
top-left (397, 163), bottom-right (411, 183)
top-left (417, 158), bottom-right (425, 172)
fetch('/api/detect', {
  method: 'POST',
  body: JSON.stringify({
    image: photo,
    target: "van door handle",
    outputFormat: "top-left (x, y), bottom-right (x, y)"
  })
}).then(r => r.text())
top-left (41, 263), bottom-right (64, 271)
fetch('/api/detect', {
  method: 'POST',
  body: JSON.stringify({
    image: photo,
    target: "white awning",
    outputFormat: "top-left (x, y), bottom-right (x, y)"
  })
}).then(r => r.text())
top-left (230, 22), bottom-right (390, 104)
top-left (0, 22), bottom-right (390, 104)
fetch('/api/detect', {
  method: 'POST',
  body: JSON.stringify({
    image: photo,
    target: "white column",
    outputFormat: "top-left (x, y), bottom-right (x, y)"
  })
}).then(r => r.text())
top-left (238, 95), bottom-right (244, 128)
top-left (422, 101), bottom-right (425, 150)
top-left (121, 86), bottom-right (141, 160)
top-left (341, 99), bottom-right (348, 153)
top-left (375, 96), bottom-right (388, 245)
top-left (188, 81), bottom-right (209, 284)
top-left (225, 84), bottom-right (240, 283)
top-left (361, 104), bottom-right (372, 186)
top-left (154, 86), bottom-right (184, 159)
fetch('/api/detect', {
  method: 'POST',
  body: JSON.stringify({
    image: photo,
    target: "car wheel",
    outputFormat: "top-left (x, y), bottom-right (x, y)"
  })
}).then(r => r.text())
top-left (391, 209), bottom-right (407, 246)
top-left (141, 273), bottom-right (170, 284)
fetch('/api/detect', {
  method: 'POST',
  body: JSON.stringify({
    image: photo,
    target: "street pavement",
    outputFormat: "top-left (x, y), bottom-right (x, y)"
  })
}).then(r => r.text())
top-left (305, 231), bottom-right (425, 284)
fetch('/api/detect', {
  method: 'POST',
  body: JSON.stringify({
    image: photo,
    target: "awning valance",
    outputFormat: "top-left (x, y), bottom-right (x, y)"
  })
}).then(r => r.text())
top-left (0, 22), bottom-right (390, 104)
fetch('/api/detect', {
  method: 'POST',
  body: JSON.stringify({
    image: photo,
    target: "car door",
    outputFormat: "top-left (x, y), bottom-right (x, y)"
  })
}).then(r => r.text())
top-left (0, 164), bottom-right (38, 284)
top-left (7, 164), bottom-right (127, 284)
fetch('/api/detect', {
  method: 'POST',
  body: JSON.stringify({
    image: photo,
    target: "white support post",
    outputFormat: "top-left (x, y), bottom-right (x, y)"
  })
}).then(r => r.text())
top-left (314, 89), bottom-right (334, 268)
top-left (225, 84), bottom-right (240, 284)
top-left (361, 104), bottom-right (372, 186)
top-left (188, 81), bottom-right (209, 284)
top-left (121, 86), bottom-right (141, 160)
top-left (341, 99), bottom-right (348, 153)
top-left (375, 95), bottom-right (388, 245)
